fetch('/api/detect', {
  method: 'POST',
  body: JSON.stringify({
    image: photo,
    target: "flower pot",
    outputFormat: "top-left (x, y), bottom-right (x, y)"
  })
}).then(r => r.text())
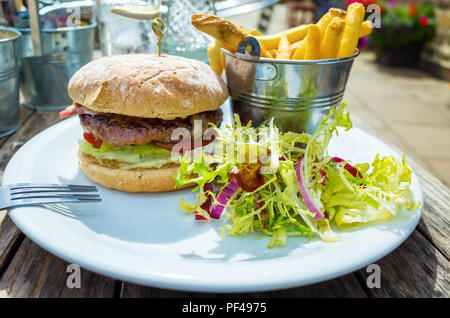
top-left (375, 42), bottom-right (424, 67)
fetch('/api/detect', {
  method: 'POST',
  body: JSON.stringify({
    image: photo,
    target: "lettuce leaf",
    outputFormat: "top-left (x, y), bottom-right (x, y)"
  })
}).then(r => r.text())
top-left (322, 153), bottom-right (419, 228)
top-left (79, 140), bottom-right (173, 169)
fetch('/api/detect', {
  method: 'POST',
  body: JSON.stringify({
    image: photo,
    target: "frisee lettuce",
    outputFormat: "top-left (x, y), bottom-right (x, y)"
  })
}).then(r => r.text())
top-left (175, 102), bottom-right (420, 248)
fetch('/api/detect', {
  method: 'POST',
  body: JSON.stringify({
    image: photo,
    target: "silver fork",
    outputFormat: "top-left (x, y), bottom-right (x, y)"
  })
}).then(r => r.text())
top-left (0, 183), bottom-right (101, 210)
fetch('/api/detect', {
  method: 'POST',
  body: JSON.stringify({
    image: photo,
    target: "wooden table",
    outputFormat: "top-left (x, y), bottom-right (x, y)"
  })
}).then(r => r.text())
top-left (0, 108), bottom-right (448, 298)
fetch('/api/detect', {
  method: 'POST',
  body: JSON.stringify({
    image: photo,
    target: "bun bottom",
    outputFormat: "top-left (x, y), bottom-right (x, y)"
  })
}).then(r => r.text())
top-left (78, 152), bottom-right (193, 192)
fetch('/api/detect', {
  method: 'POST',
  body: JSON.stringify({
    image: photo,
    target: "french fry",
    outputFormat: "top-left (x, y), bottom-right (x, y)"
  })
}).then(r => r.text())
top-left (330, 8), bottom-right (347, 18)
top-left (207, 40), bottom-right (225, 76)
top-left (249, 29), bottom-right (262, 36)
top-left (320, 17), bottom-right (345, 59)
top-left (317, 8), bottom-right (369, 39)
top-left (289, 40), bottom-right (303, 58)
top-left (193, 8), bottom-right (370, 62)
top-left (284, 24), bottom-right (310, 44)
top-left (258, 40), bottom-right (271, 58)
top-left (291, 40), bottom-right (306, 60)
top-left (337, 3), bottom-right (365, 58)
top-left (288, 25), bottom-right (321, 60)
top-left (276, 33), bottom-right (291, 59)
top-left (304, 24), bottom-right (321, 60)
top-left (317, 8), bottom-right (346, 37)
top-left (256, 24), bottom-right (309, 50)
top-left (359, 20), bottom-right (372, 37)
top-left (192, 14), bottom-right (271, 58)
top-left (329, 7), bottom-right (347, 25)
top-left (289, 40), bottom-right (303, 51)
top-left (265, 50), bottom-right (274, 58)
top-left (192, 14), bottom-right (249, 53)
top-left (316, 12), bottom-right (333, 35)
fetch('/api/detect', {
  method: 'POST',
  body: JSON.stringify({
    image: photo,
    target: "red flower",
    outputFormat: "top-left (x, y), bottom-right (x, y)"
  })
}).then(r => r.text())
top-left (419, 14), bottom-right (429, 27)
top-left (409, 2), bottom-right (417, 16)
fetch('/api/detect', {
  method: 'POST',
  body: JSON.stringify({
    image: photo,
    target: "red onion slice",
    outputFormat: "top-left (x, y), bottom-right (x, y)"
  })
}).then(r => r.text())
top-left (318, 168), bottom-right (327, 185)
top-left (210, 180), bottom-right (241, 219)
top-left (330, 157), bottom-right (363, 179)
top-left (195, 183), bottom-right (213, 220)
top-left (295, 157), bottom-right (325, 220)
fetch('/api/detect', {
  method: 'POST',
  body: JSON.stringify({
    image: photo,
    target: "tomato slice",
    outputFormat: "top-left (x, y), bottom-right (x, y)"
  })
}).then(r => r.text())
top-left (228, 164), bottom-right (264, 193)
top-left (83, 132), bottom-right (103, 149)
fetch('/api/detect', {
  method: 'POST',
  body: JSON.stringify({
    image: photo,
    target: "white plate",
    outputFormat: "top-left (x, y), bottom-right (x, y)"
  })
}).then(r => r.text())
top-left (3, 105), bottom-right (423, 293)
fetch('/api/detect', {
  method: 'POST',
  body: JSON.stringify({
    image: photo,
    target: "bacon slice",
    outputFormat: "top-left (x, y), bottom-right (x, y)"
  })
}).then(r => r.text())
top-left (59, 104), bottom-right (97, 119)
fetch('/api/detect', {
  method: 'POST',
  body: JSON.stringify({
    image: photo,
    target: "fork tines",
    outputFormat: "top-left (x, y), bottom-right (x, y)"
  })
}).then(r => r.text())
top-left (9, 184), bottom-right (101, 203)
top-left (9, 184), bottom-right (97, 191)
top-left (10, 193), bottom-right (101, 200)
top-left (1, 183), bottom-right (102, 209)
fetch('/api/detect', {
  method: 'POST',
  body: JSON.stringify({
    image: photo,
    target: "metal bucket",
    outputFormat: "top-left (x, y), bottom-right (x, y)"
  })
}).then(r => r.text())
top-left (18, 23), bottom-right (96, 110)
top-left (0, 27), bottom-right (22, 137)
top-left (223, 39), bottom-right (359, 134)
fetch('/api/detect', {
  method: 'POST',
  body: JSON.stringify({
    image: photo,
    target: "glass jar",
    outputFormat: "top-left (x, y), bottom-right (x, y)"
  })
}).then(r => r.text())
top-left (163, 0), bottom-right (215, 62)
top-left (97, 0), bottom-right (161, 55)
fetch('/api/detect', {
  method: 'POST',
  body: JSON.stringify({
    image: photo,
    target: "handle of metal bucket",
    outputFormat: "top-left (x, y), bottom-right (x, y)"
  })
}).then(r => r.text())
top-left (236, 36), bottom-right (278, 81)
top-left (237, 36), bottom-right (261, 62)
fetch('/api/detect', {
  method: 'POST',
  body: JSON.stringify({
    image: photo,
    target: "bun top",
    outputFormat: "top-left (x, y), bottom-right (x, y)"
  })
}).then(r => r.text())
top-left (68, 54), bottom-right (229, 119)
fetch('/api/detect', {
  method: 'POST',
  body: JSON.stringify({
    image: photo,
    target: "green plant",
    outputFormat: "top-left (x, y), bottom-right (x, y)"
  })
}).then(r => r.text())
top-left (370, 1), bottom-right (436, 50)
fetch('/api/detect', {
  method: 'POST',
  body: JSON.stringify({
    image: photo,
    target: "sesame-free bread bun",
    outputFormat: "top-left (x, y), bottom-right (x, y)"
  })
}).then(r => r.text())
top-left (68, 54), bottom-right (229, 120)
top-left (78, 152), bottom-right (193, 192)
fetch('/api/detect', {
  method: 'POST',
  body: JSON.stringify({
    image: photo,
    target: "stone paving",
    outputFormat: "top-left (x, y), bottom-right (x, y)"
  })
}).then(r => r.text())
top-left (230, 5), bottom-right (450, 186)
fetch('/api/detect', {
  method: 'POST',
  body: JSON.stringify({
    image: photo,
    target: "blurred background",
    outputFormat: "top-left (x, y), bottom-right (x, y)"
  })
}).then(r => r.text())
top-left (0, 0), bottom-right (449, 185)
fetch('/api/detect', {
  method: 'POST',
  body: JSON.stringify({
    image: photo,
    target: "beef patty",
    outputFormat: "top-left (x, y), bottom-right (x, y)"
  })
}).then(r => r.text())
top-left (80, 109), bottom-right (223, 147)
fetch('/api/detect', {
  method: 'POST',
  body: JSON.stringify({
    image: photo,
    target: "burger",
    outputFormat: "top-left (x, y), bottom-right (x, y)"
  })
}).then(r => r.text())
top-left (59, 54), bottom-right (228, 192)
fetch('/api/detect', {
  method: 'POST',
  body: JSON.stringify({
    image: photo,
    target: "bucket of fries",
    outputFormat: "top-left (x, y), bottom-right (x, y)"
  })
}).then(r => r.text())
top-left (192, 3), bottom-right (372, 134)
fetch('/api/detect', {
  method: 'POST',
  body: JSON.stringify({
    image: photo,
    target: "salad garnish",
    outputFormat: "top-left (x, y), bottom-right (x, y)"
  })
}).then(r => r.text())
top-left (175, 103), bottom-right (420, 248)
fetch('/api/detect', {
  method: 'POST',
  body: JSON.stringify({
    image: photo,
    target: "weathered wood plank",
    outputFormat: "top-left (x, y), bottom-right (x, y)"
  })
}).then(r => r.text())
top-left (0, 106), bottom-right (34, 149)
top-left (355, 229), bottom-right (449, 297)
top-left (0, 238), bottom-right (116, 298)
top-left (120, 273), bottom-right (367, 298)
top-left (0, 213), bottom-right (23, 275)
top-left (120, 284), bottom-right (215, 298)
top-left (0, 111), bottom-right (61, 181)
top-left (248, 273), bottom-right (368, 297)
top-left (414, 167), bottom-right (450, 260)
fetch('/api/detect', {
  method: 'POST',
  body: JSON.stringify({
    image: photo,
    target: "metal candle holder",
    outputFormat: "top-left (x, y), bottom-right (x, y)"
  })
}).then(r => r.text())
top-left (109, 7), bottom-right (166, 56)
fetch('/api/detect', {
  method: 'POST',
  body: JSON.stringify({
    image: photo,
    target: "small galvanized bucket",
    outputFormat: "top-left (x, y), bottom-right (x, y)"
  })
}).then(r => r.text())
top-left (223, 37), bottom-right (359, 134)
top-left (18, 23), bottom-right (96, 110)
top-left (0, 27), bottom-right (22, 137)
